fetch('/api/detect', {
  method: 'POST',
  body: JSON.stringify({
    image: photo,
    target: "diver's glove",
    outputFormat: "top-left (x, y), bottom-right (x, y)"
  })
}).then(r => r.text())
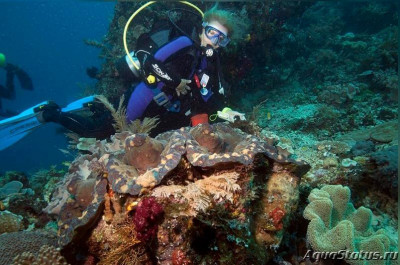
top-left (175, 79), bottom-right (191, 96)
top-left (216, 107), bottom-right (246, 123)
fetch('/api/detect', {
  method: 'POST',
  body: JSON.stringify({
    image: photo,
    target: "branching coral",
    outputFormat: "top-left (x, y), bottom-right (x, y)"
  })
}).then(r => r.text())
top-left (65, 132), bottom-right (80, 149)
top-left (96, 95), bottom-right (159, 134)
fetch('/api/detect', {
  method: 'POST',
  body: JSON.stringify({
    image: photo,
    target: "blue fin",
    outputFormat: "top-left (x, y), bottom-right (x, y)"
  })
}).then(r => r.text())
top-left (0, 96), bottom-right (97, 151)
top-left (61, 95), bottom-right (95, 113)
top-left (0, 101), bottom-right (49, 151)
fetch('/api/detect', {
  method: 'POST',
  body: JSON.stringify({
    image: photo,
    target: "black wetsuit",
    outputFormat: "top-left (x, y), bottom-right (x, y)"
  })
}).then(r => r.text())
top-left (125, 19), bottom-right (228, 136)
top-left (134, 41), bottom-right (227, 135)
top-left (0, 63), bottom-right (33, 116)
top-left (40, 100), bottom-right (116, 139)
top-left (43, 19), bottom-right (228, 139)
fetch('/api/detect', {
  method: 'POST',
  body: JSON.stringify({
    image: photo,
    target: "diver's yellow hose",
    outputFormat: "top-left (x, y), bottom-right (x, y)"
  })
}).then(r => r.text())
top-left (180, 1), bottom-right (204, 17)
top-left (123, 1), bottom-right (156, 71)
top-left (123, 1), bottom-right (204, 71)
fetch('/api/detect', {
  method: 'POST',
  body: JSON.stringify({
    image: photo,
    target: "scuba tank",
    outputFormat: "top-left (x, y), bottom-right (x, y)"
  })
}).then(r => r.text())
top-left (116, 51), bottom-right (141, 82)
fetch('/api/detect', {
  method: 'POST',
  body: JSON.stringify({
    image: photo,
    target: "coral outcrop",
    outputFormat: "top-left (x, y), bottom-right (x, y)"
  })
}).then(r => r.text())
top-left (304, 185), bottom-right (397, 265)
top-left (0, 210), bottom-right (24, 234)
top-left (45, 123), bottom-right (310, 264)
top-left (365, 146), bottom-right (398, 198)
top-left (0, 230), bottom-right (58, 265)
top-left (0, 181), bottom-right (23, 199)
top-left (12, 245), bottom-right (69, 265)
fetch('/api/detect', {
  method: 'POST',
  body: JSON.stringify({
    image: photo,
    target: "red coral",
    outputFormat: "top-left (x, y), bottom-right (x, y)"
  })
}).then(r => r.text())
top-left (172, 249), bottom-right (191, 265)
top-left (270, 207), bottom-right (286, 230)
top-left (133, 197), bottom-right (164, 241)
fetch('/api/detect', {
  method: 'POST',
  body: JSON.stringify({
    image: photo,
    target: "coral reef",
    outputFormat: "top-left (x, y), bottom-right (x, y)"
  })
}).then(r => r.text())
top-left (0, 166), bottom-right (66, 233)
top-left (0, 172), bottom-right (29, 188)
top-left (96, 95), bottom-right (160, 134)
top-left (1, 1), bottom-right (396, 264)
top-left (364, 146), bottom-right (398, 198)
top-left (304, 185), bottom-right (397, 265)
top-left (0, 180), bottom-right (23, 199)
top-left (12, 245), bottom-right (68, 265)
top-left (337, 121), bottom-right (398, 144)
top-left (368, 121), bottom-right (398, 144)
top-left (350, 140), bottom-right (375, 157)
top-left (44, 123), bottom-right (310, 264)
top-left (87, 219), bottom-right (150, 265)
top-left (0, 230), bottom-right (59, 265)
top-left (0, 210), bottom-right (24, 234)
top-left (133, 196), bottom-right (164, 241)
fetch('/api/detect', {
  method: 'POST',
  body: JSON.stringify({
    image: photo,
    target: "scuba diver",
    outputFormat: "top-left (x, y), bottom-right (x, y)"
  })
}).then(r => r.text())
top-left (0, 3), bottom-right (238, 151)
top-left (0, 53), bottom-right (33, 117)
top-left (118, 4), bottom-right (235, 135)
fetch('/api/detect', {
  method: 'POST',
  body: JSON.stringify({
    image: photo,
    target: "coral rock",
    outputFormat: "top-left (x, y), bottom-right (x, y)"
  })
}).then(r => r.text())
top-left (0, 210), bottom-right (24, 234)
top-left (0, 230), bottom-right (58, 265)
top-left (369, 120), bottom-right (397, 143)
top-left (254, 172), bottom-right (300, 246)
top-left (12, 245), bottom-right (69, 265)
top-left (0, 181), bottom-right (24, 199)
top-left (47, 123), bottom-right (310, 264)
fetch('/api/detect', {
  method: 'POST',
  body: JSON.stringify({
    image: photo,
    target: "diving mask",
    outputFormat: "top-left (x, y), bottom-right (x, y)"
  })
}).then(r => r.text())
top-left (202, 22), bottom-right (230, 47)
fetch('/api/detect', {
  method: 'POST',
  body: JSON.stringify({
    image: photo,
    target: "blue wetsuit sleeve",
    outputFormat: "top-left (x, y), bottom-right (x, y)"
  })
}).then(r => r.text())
top-left (136, 36), bottom-right (194, 88)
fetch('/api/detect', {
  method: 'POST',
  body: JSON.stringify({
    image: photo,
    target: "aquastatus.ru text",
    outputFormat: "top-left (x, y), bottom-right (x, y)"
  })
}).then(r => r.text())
top-left (303, 250), bottom-right (398, 261)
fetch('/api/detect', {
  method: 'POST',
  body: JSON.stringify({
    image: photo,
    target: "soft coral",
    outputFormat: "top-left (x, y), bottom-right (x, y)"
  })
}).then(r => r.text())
top-left (133, 196), bottom-right (164, 241)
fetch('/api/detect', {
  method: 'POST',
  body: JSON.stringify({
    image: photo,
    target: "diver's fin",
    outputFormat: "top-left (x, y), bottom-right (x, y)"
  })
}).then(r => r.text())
top-left (0, 96), bottom-right (97, 151)
top-left (0, 101), bottom-right (49, 151)
top-left (61, 95), bottom-right (96, 113)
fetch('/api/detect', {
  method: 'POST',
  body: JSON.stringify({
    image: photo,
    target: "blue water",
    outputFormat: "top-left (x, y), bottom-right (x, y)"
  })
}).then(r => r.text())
top-left (0, 1), bottom-right (115, 173)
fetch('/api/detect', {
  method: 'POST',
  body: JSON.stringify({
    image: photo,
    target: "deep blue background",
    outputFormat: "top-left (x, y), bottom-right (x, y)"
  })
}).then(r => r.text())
top-left (0, 1), bottom-right (115, 174)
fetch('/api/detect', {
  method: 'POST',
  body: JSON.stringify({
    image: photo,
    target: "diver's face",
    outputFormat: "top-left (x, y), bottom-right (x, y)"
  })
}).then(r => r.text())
top-left (200, 20), bottom-right (229, 49)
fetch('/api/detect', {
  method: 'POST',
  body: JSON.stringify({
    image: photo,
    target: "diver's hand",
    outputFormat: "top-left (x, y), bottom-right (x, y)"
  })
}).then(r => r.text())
top-left (175, 79), bottom-right (191, 96)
